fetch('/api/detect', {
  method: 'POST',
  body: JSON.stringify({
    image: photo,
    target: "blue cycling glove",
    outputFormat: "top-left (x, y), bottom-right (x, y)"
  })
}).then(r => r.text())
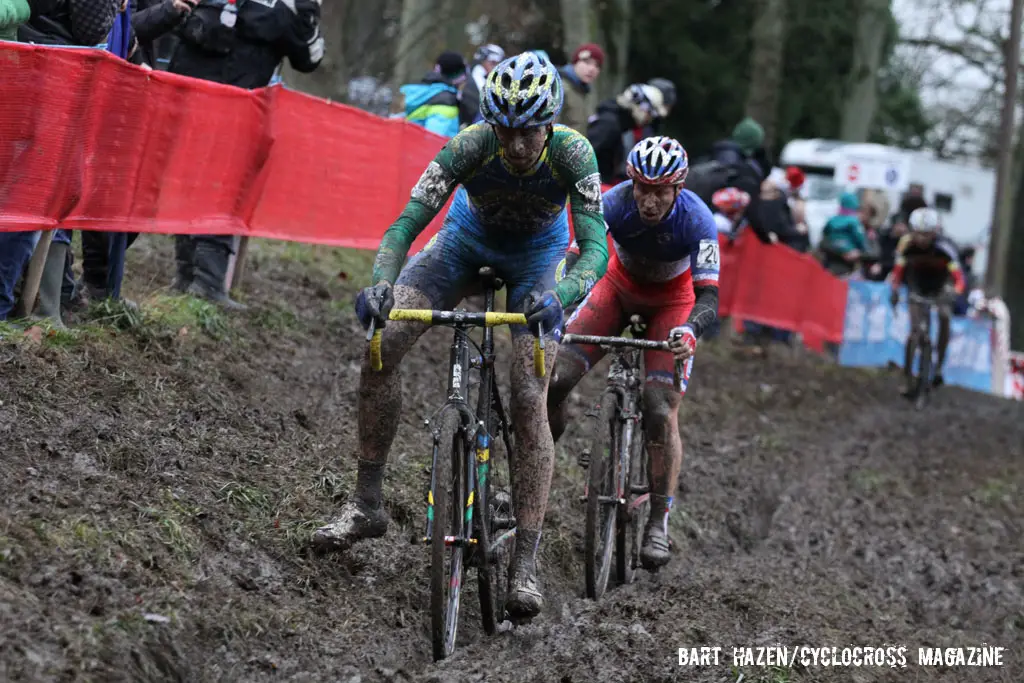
top-left (355, 282), bottom-right (395, 330)
top-left (525, 290), bottom-right (563, 341)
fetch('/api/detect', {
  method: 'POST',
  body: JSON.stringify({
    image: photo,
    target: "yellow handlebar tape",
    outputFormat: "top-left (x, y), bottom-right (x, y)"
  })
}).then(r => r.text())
top-left (370, 329), bottom-right (383, 371)
top-left (533, 338), bottom-right (545, 378)
top-left (388, 309), bottom-right (434, 323)
top-left (484, 312), bottom-right (528, 326)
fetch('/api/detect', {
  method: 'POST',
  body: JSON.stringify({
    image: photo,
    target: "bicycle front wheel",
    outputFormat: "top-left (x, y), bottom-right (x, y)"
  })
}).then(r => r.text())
top-left (914, 338), bottom-right (932, 409)
top-left (431, 410), bottom-right (467, 662)
top-left (584, 392), bottom-right (621, 600)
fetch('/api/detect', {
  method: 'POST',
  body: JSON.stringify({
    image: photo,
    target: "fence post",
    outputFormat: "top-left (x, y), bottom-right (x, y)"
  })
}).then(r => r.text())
top-left (226, 236), bottom-right (249, 293)
top-left (13, 230), bottom-right (54, 319)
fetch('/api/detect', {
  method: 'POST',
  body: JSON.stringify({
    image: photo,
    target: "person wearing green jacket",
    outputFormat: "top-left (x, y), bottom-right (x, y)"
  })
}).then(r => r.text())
top-left (819, 191), bottom-right (869, 277)
top-left (0, 0), bottom-right (30, 41)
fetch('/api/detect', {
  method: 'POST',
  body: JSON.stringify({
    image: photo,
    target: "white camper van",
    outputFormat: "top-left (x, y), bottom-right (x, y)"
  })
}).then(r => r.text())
top-left (779, 139), bottom-right (995, 272)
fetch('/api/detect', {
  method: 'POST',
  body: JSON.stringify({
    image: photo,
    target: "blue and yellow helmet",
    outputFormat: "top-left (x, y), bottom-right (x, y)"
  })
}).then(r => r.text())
top-left (480, 51), bottom-right (564, 128)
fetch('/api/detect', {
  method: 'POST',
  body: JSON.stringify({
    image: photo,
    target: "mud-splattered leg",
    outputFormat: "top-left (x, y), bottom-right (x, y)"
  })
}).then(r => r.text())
top-left (312, 285), bottom-right (432, 553)
top-left (506, 330), bottom-right (559, 618)
top-left (547, 352), bottom-right (588, 444)
top-left (641, 383), bottom-right (682, 569)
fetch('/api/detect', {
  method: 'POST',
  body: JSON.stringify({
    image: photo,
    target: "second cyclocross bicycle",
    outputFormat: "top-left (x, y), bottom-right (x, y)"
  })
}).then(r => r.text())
top-left (564, 315), bottom-right (682, 600)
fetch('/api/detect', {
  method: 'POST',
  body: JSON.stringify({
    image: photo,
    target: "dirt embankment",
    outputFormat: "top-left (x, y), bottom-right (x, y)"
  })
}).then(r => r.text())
top-left (1, 237), bottom-right (1021, 683)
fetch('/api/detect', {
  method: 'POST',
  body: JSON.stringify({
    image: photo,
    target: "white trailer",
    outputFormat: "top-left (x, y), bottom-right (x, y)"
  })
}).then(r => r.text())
top-left (779, 139), bottom-right (996, 272)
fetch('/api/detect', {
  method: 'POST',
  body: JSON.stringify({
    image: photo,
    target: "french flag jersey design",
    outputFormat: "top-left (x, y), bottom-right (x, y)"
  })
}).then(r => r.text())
top-left (600, 181), bottom-right (721, 287)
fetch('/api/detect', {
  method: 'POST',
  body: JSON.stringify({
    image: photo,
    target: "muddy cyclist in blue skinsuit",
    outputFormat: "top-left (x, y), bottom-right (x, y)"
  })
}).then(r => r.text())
top-left (312, 51), bottom-right (609, 619)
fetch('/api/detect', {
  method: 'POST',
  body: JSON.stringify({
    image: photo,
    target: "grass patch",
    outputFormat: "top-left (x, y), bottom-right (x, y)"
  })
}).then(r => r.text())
top-left (0, 318), bottom-right (106, 349)
top-left (732, 666), bottom-right (797, 682)
top-left (86, 298), bottom-right (145, 331)
top-left (849, 468), bottom-right (892, 494)
top-left (754, 432), bottom-right (787, 451)
top-left (252, 305), bottom-right (300, 333)
top-left (145, 294), bottom-right (228, 339)
top-left (131, 490), bottom-right (203, 561)
top-left (217, 481), bottom-right (272, 513)
top-left (973, 478), bottom-right (1017, 505)
top-left (248, 240), bottom-right (374, 287)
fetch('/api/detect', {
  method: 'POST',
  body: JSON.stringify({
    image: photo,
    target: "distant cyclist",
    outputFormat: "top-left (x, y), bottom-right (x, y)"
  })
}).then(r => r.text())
top-left (889, 207), bottom-right (966, 395)
top-left (312, 52), bottom-right (609, 620)
top-left (548, 136), bottom-right (720, 569)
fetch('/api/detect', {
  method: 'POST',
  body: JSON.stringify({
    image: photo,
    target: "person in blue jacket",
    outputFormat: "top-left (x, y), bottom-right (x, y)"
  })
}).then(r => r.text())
top-left (819, 191), bottom-right (868, 277)
top-left (401, 50), bottom-right (467, 139)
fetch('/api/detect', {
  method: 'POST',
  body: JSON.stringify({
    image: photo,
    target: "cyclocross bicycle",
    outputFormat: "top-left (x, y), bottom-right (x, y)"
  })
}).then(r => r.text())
top-left (905, 292), bottom-right (938, 409)
top-left (367, 266), bottom-right (545, 662)
top-left (563, 315), bottom-right (682, 600)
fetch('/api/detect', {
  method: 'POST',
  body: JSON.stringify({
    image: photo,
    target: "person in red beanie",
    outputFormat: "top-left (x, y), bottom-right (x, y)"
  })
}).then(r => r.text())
top-left (558, 42), bottom-right (604, 132)
top-left (785, 166), bottom-right (806, 195)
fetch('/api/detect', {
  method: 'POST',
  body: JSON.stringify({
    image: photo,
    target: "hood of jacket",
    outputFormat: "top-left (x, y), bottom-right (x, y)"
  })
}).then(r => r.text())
top-left (401, 72), bottom-right (459, 112)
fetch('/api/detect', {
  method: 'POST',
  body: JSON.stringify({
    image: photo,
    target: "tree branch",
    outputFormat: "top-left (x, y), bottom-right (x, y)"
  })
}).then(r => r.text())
top-left (899, 36), bottom-right (1002, 79)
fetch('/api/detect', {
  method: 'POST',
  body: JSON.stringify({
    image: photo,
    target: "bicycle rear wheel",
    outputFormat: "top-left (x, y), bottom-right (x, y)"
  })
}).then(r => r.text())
top-left (617, 425), bottom-right (649, 585)
top-left (430, 410), bottom-right (466, 662)
top-left (584, 393), bottom-right (620, 600)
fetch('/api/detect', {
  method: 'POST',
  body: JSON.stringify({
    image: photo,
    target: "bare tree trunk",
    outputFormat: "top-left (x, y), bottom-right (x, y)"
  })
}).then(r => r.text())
top-left (596, 0), bottom-right (631, 101)
top-left (559, 0), bottom-right (597, 60)
top-left (839, 0), bottom-right (890, 142)
top-left (985, 0), bottom-right (1023, 297)
top-left (1006, 124), bottom-right (1024, 348)
top-left (744, 0), bottom-right (788, 148)
top-left (442, 0), bottom-right (471, 55)
top-left (395, 0), bottom-right (443, 89)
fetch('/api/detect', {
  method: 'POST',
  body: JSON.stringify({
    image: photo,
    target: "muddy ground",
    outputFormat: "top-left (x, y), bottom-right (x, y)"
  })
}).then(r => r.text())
top-left (0, 237), bottom-right (1021, 683)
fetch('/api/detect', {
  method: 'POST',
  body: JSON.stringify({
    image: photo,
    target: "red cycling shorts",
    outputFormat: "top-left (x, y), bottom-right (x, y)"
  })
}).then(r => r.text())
top-left (562, 253), bottom-right (694, 394)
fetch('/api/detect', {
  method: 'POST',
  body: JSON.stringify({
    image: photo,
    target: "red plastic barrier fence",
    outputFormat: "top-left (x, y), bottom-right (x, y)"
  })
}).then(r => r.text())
top-left (0, 43), bottom-right (448, 253)
top-left (0, 42), bottom-right (846, 344)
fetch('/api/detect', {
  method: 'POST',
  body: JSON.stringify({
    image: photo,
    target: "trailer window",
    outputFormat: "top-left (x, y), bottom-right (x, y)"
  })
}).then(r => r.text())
top-left (934, 193), bottom-right (954, 212)
top-left (803, 174), bottom-right (841, 201)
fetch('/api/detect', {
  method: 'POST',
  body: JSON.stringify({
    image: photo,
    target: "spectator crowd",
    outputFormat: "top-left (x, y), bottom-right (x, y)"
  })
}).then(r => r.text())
top-left (0, 11), bottom-right (983, 348)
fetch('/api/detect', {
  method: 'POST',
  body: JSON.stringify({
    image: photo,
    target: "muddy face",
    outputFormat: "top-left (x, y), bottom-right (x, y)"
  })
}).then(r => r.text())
top-left (633, 181), bottom-right (678, 224)
top-left (494, 125), bottom-right (549, 170)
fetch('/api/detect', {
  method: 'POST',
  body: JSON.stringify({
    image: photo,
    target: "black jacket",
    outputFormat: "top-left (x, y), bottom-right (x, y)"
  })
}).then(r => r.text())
top-left (19, 0), bottom-right (118, 46)
top-left (587, 99), bottom-right (636, 184)
top-left (168, 0), bottom-right (322, 89)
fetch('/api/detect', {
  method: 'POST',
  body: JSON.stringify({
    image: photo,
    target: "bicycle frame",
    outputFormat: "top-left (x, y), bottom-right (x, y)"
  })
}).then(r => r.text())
top-left (566, 330), bottom-right (676, 498)
top-left (908, 293), bottom-right (937, 345)
top-left (906, 292), bottom-right (939, 405)
top-left (420, 288), bottom-right (516, 560)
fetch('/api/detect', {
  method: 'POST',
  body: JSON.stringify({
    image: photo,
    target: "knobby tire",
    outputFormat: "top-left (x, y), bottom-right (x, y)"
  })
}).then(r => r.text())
top-left (477, 394), bottom-right (513, 634)
top-left (431, 410), bottom-right (465, 662)
top-left (617, 424), bottom-right (649, 585)
top-left (584, 393), bottom-right (620, 600)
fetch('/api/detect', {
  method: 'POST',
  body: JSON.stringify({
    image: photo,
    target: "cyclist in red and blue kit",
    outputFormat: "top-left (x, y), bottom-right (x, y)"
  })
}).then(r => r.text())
top-left (547, 136), bottom-right (720, 570)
